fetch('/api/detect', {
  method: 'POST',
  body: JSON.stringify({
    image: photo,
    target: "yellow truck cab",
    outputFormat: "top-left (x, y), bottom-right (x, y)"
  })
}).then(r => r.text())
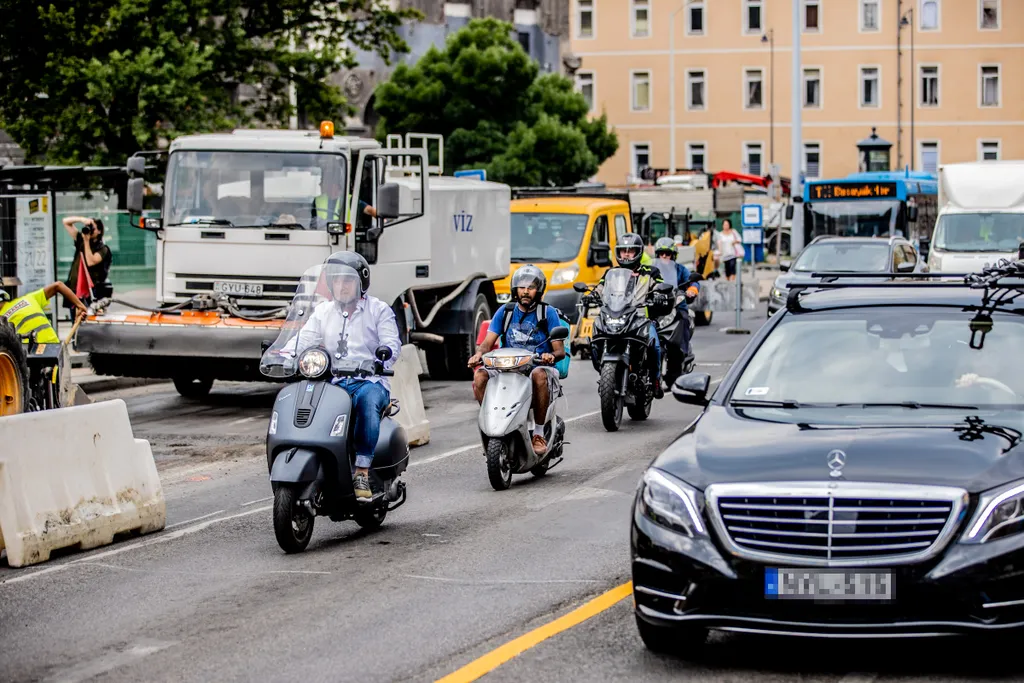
top-left (495, 189), bottom-right (637, 324)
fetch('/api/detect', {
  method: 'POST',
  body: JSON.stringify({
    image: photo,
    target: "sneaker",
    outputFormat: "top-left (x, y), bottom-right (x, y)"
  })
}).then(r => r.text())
top-left (353, 471), bottom-right (372, 502)
top-left (532, 434), bottom-right (548, 455)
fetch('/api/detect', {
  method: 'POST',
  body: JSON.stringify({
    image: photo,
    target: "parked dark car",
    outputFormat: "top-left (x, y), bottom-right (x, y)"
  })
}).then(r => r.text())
top-left (632, 260), bottom-right (1024, 653)
top-left (767, 235), bottom-right (926, 316)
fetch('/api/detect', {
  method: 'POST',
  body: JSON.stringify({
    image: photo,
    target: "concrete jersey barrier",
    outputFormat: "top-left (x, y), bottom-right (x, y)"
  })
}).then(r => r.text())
top-left (391, 344), bottom-right (430, 446)
top-left (0, 399), bottom-right (166, 568)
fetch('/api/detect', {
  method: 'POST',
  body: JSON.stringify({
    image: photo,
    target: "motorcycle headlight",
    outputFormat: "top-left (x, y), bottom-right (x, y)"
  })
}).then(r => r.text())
top-left (483, 354), bottom-right (531, 369)
top-left (551, 265), bottom-right (580, 286)
top-left (605, 316), bottom-right (626, 326)
top-left (637, 468), bottom-right (707, 538)
top-left (298, 348), bottom-right (330, 378)
top-left (961, 479), bottom-right (1024, 544)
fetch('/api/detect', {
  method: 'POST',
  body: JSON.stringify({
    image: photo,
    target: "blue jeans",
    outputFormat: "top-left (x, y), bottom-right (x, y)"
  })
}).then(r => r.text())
top-left (333, 378), bottom-right (391, 470)
top-left (646, 321), bottom-right (662, 382)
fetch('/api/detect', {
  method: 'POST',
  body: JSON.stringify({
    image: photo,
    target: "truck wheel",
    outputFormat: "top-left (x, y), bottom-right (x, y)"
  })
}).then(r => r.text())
top-left (173, 376), bottom-right (213, 399)
top-left (0, 321), bottom-right (28, 416)
top-left (694, 310), bottom-right (713, 326)
top-left (445, 293), bottom-right (491, 382)
top-left (425, 345), bottom-right (449, 380)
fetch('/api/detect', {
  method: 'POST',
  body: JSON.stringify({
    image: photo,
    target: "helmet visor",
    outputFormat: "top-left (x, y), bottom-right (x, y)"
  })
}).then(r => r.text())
top-left (324, 264), bottom-right (363, 302)
top-left (510, 270), bottom-right (543, 292)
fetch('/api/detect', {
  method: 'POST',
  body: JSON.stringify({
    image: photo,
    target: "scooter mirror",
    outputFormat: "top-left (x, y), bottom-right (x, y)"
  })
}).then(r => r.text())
top-left (375, 345), bottom-right (393, 362)
top-left (573, 282), bottom-right (589, 292)
top-left (549, 326), bottom-right (570, 341)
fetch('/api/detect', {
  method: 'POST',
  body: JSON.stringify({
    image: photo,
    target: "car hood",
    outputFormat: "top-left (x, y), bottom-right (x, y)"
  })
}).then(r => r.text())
top-left (655, 406), bottom-right (1024, 493)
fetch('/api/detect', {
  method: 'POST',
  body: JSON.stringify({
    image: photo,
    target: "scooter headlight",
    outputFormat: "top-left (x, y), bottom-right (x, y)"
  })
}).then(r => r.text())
top-left (483, 353), bottom-right (531, 369)
top-left (298, 348), bottom-right (330, 378)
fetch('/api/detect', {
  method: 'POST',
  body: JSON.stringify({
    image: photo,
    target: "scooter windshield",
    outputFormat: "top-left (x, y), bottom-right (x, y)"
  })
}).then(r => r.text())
top-left (602, 268), bottom-right (647, 314)
top-left (259, 262), bottom-right (364, 378)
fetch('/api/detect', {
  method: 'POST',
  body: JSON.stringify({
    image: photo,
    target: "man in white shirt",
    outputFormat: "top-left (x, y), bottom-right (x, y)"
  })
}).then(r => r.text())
top-left (293, 251), bottom-right (402, 502)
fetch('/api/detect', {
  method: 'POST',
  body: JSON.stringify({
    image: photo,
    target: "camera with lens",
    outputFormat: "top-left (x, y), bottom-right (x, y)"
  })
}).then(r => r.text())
top-left (81, 226), bottom-right (94, 236)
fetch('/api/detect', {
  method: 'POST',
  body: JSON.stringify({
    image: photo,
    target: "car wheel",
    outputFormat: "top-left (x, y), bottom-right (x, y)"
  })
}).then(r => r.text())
top-left (635, 615), bottom-right (707, 656)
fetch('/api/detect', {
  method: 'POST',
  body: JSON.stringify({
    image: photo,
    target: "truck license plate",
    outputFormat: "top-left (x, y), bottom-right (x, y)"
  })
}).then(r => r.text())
top-left (765, 568), bottom-right (892, 601)
top-left (214, 281), bottom-right (264, 297)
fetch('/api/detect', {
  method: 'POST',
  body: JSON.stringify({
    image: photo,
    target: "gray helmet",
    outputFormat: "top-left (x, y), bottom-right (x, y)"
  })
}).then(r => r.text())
top-left (510, 265), bottom-right (546, 310)
top-left (615, 233), bottom-right (645, 270)
top-left (324, 250), bottom-right (370, 294)
top-left (654, 237), bottom-right (678, 259)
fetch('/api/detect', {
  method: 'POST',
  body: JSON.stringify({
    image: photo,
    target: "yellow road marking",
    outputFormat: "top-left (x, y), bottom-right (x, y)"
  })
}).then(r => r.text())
top-left (435, 581), bottom-right (633, 683)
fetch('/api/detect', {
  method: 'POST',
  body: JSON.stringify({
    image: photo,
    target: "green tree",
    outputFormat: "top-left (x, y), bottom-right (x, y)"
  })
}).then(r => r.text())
top-left (0, 0), bottom-right (422, 165)
top-left (373, 17), bottom-right (617, 186)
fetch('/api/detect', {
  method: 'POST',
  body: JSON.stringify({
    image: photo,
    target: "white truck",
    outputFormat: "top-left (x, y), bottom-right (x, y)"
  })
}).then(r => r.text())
top-left (927, 160), bottom-right (1024, 273)
top-left (77, 124), bottom-right (511, 395)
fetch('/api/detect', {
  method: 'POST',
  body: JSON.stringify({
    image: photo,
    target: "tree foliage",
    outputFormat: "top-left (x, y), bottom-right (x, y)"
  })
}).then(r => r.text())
top-left (0, 0), bottom-right (421, 164)
top-left (373, 18), bottom-right (617, 186)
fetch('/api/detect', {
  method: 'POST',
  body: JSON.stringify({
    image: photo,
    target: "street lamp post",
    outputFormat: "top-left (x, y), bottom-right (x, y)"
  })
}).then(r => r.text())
top-left (900, 9), bottom-right (915, 170)
top-left (669, 2), bottom-right (686, 173)
top-left (762, 29), bottom-right (775, 165)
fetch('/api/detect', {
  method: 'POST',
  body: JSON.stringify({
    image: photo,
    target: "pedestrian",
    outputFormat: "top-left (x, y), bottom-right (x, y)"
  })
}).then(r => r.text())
top-left (714, 219), bottom-right (743, 281)
top-left (61, 215), bottom-right (113, 311)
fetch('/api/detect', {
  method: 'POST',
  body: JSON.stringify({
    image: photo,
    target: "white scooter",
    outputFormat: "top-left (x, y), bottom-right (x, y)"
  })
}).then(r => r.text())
top-left (477, 326), bottom-right (570, 491)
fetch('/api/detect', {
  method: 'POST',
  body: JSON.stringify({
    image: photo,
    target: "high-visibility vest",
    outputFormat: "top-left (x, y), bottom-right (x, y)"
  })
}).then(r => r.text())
top-left (314, 195), bottom-right (343, 223)
top-left (0, 289), bottom-right (59, 344)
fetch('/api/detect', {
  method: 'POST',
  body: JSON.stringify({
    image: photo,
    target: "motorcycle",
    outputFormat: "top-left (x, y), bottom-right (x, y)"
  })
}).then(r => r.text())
top-left (259, 264), bottom-right (409, 554)
top-left (476, 325), bottom-right (570, 490)
top-left (574, 269), bottom-right (674, 432)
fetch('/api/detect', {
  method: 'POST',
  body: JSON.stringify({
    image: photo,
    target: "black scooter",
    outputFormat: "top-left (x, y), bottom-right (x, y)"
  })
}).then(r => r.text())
top-left (263, 345), bottom-right (409, 553)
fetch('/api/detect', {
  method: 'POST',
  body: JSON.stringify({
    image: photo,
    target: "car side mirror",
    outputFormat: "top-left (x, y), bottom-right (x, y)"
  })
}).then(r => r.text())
top-left (375, 345), bottom-right (393, 362)
top-left (896, 261), bottom-right (915, 273)
top-left (549, 326), bottom-right (569, 341)
top-left (590, 242), bottom-right (611, 267)
top-left (376, 183), bottom-right (401, 220)
top-left (573, 282), bottom-right (590, 292)
top-left (672, 372), bottom-right (711, 405)
top-left (127, 177), bottom-right (144, 214)
top-left (779, 259), bottom-right (791, 272)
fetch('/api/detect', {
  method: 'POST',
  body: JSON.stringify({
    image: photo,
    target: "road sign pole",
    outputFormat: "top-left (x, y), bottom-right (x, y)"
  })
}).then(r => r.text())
top-left (725, 204), bottom-right (764, 335)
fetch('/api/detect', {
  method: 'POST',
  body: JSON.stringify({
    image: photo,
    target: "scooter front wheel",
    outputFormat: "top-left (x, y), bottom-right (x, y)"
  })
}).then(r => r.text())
top-left (273, 485), bottom-right (314, 553)
top-left (599, 363), bottom-right (624, 432)
top-left (485, 438), bottom-right (513, 491)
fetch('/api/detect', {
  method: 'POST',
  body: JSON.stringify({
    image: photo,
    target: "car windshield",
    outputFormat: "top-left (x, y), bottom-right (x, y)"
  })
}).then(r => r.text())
top-left (792, 242), bottom-right (891, 272)
top-left (731, 307), bottom-right (1024, 411)
top-left (602, 268), bottom-right (648, 313)
top-left (805, 200), bottom-right (900, 238)
top-left (165, 150), bottom-right (347, 230)
top-left (933, 213), bottom-right (1024, 253)
top-left (511, 213), bottom-right (589, 262)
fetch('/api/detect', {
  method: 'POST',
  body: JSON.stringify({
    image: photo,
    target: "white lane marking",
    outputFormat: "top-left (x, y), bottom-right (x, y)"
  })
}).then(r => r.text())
top-left (73, 561), bottom-right (333, 577)
top-left (228, 416), bottom-right (257, 425)
top-left (405, 574), bottom-right (605, 585)
top-left (41, 639), bottom-right (177, 683)
top-left (2, 506), bottom-right (272, 587)
top-left (240, 496), bottom-right (273, 507)
top-left (163, 509), bottom-right (226, 530)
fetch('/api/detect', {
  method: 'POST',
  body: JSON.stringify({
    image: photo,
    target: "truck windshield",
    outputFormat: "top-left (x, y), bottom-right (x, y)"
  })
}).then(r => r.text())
top-left (164, 151), bottom-right (348, 230)
top-left (511, 213), bottom-right (589, 263)
top-left (933, 213), bottom-right (1024, 253)
top-left (805, 200), bottom-right (900, 238)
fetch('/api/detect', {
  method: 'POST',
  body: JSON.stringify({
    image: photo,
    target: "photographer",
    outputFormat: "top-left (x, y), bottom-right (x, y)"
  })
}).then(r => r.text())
top-left (61, 215), bottom-right (113, 310)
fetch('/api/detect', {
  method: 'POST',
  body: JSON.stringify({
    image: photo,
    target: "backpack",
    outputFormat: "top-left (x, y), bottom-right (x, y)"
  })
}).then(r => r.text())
top-left (497, 302), bottom-right (571, 379)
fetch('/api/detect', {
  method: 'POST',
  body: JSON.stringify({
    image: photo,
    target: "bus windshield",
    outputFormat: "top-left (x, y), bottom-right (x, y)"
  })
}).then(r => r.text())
top-left (164, 151), bottom-right (348, 230)
top-left (511, 213), bottom-right (589, 262)
top-left (805, 200), bottom-right (901, 238)
top-left (933, 213), bottom-right (1024, 253)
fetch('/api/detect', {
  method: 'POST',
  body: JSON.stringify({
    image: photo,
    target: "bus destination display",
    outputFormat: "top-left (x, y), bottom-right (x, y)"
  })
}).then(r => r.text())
top-left (809, 182), bottom-right (898, 200)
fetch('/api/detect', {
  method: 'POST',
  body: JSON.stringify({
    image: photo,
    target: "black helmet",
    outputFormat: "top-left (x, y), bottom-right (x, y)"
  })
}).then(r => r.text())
top-left (615, 233), bottom-right (645, 271)
top-left (510, 264), bottom-right (546, 310)
top-left (324, 250), bottom-right (370, 294)
top-left (654, 237), bottom-right (678, 259)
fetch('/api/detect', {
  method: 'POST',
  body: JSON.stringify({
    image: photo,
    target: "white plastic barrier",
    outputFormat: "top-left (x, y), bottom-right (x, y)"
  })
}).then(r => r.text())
top-left (391, 343), bottom-right (430, 446)
top-left (0, 399), bottom-right (166, 568)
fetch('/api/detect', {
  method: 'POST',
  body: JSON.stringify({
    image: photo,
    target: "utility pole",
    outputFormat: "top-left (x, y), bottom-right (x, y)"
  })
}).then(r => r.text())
top-left (789, 0), bottom-right (804, 254)
top-left (669, 2), bottom-right (685, 173)
top-left (896, 0), bottom-right (903, 168)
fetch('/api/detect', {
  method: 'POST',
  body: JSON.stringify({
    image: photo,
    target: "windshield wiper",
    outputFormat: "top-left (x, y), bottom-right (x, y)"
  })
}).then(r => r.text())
top-left (166, 218), bottom-right (235, 227)
top-left (511, 257), bottom-right (560, 263)
top-left (837, 401), bottom-right (980, 410)
top-left (729, 399), bottom-right (803, 409)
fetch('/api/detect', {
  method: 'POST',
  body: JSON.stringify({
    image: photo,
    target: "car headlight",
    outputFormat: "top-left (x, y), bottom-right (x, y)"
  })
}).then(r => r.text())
top-left (771, 286), bottom-right (786, 299)
top-left (483, 353), bottom-right (531, 369)
top-left (551, 265), bottom-right (580, 286)
top-left (961, 480), bottom-right (1024, 544)
top-left (298, 348), bottom-right (330, 378)
top-left (637, 468), bottom-right (707, 538)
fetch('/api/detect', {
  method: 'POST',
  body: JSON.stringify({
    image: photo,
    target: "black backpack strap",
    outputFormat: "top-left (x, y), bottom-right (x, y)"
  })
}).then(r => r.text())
top-left (500, 302), bottom-right (516, 344)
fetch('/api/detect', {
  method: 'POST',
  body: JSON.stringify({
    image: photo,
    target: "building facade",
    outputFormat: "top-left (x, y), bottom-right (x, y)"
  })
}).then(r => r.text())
top-left (569, 0), bottom-right (1023, 186)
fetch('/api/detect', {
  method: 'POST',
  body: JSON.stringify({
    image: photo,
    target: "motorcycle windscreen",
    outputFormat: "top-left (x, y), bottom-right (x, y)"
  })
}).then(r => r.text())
top-left (652, 259), bottom-right (678, 288)
top-left (601, 268), bottom-right (650, 315)
top-left (258, 262), bottom-right (366, 378)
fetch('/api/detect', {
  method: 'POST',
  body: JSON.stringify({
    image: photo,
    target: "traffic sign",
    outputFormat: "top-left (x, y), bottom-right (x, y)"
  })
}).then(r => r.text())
top-left (454, 169), bottom-right (486, 181)
top-left (741, 203), bottom-right (763, 227)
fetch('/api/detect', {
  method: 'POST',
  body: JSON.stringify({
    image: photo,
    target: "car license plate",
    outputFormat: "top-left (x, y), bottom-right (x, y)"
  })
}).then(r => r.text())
top-left (213, 281), bottom-right (264, 297)
top-left (765, 568), bottom-right (892, 601)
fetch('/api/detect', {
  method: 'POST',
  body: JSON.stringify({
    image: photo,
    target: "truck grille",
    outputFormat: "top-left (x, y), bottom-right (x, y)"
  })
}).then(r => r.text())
top-left (706, 483), bottom-right (967, 567)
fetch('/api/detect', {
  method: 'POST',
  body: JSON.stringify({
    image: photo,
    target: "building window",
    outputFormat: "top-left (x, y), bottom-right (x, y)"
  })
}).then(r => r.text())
top-left (632, 0), bottom-right (650, 37)
top-left (632, 143), bottom-right (651, 181)
top-left (980, 0), bottom-right (999, 29)
top-left (745, 0), bottom-right (763, 33)
top-left (803, 68), bottom-right (821, 108)
top-left (576, 71), bottom-right (594, 111)
top-left (745, 143), bottom-right (763, 176)
top-left (980, 140), bottom-right (1000, 161)
top-left (920, 0), bottom-right (939, 30)
top-left (860, 0), bottom-right (880, 31)
top-left (577, 0), bottom-right (594, 38)
top-left (920, 141), bottom-right (938, 174)
top-left (687, 70), bottom-right (706, 110)
top-left (687, 0), bottom-right (704, 35)
top-left (920, 65), bottom-right (939, 107)
top-left (688, 143), bottom-right (706, 171)
top-left (632, 71), bottom-right (651, 111)
top-left (981, 65), bottom-right (1000, 107)
top-left (745, 69), bottom-right (764, 109)
top-left (803, 0), bottom-right (820, 31)
top-left (804, 143), bottom-right (821, 179)
top-left (860, 67), bottom-right (880, 107)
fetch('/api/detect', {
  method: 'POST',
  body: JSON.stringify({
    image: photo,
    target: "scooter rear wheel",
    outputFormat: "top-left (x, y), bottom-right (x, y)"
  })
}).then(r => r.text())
top-left (354, 504), bottom-right (387, 530)
top-left (485, 438), bottom-right (513, 490)
top-left (273, 486), bottom-right (314, 553)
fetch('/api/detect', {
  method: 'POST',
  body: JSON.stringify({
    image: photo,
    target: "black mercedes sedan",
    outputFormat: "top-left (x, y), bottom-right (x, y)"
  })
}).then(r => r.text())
top-left (632, 262), bottom-right (1024, 653)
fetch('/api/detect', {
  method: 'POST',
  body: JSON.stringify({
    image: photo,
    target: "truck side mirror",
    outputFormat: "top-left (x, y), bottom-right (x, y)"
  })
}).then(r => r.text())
top-left (127, 156), bottom-right (145, 176)
top-left (127, 178), bottom-right (144, 214)
top-left (590, 242), bottom-right (611, 267)
top-left (907, 205), bottom-right (919, 222)
top-left (376, 183), bottom-right (401, 220)
top-left (785, 204), bottom-right (795, 220)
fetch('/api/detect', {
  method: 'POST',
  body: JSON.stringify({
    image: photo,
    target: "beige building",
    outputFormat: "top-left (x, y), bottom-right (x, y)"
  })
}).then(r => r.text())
top-left (567, 0), bottom-right (1023, 187)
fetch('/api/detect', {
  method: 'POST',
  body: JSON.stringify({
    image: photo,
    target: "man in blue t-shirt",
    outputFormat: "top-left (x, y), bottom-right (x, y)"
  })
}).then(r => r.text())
top-left (468, 265), bottom-right (565, 456)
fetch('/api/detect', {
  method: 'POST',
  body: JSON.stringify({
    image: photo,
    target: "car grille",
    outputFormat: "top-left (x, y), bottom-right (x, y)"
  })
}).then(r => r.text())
top-left (706, 483), bottom-right (967, 567)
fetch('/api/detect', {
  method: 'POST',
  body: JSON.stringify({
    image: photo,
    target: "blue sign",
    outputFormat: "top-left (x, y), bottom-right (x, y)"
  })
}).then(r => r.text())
top-left (455, 169), bottom-right (487, 181)
top-left (740, 204), bottom-right (763, 228)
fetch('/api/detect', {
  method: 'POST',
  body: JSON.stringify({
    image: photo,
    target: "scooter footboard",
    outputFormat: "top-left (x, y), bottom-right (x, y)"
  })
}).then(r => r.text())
top-left (270, 447), bottom-right (323, 484)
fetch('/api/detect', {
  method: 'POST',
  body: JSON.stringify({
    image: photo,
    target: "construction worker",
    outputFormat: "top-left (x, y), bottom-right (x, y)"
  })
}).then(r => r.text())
top-left (312, 164), bottom-right (376, 230)
top-left (0, 279), bottom-right (88, 345)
